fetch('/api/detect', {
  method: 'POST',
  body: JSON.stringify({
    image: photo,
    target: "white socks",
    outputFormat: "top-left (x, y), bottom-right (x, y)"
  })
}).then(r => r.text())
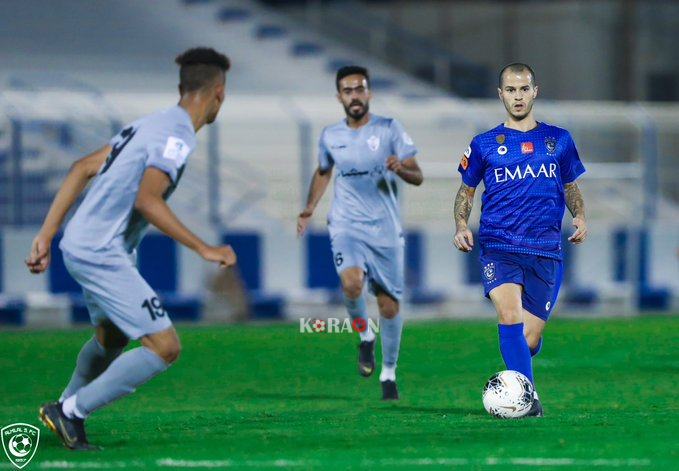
top-left (359, 326), bottom-right (376, 342)
top-left (379, 364), bottom-right (396, 382)
top-left (62, 394), bottom-right (86, 419)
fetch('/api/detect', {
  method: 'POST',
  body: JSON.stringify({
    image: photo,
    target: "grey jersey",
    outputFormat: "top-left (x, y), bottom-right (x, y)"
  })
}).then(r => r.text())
top-left (61, 106), bottom-right (196, 264)
top-left (319, 114), bottom-right (417, 247)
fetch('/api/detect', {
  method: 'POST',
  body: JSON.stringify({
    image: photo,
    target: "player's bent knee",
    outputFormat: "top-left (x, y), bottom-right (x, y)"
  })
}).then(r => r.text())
top-left (377, 297), bottom-right (399, 319)
top-left (497, 307), bottom-right (522, 325)
top-left (142, 328), bottom-right (182, 365)
top-left (525, 330), bottom-right (542, 350)
top-left (341, 271), bottom-right (364, 299)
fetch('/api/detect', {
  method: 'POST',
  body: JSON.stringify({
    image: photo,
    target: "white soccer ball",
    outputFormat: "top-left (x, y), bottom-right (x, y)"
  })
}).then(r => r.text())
top-left (482, 370), bottom-right (534, 418)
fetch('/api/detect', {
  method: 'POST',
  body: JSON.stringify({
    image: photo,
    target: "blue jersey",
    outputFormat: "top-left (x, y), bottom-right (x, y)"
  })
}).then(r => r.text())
top-left (458, 122), bottom-right (585, 259)
top-left (319, 114), bottom-right (417, 247)
top-left (61, 106), bottom-right (196, 264)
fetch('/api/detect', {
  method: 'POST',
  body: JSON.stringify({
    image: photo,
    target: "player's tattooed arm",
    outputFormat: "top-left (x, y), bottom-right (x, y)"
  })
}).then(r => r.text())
top-left (453, 183), bottom-right (476, 252)
top-left (564, 182), bottom-right (588, 244)
top-left (26, 145), bottom-right (111, 274)
top-left (297, 166), bottom-right (333, 237)
top-left (386, 156), bottom-right (424, 186)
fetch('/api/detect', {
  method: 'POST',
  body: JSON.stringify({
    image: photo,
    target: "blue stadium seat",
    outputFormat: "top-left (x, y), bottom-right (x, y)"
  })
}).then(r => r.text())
top-left (305, 231), bottom-right (339, 290)
top-left (48, 234), bottom-right (80, 294)
top-left (0, 297), bottom-right (25, 326)
top-left (216, 7), bottom-right (251, 23)
top-left (222, 232), bottom-right (285, 319)
top-left (291, 41), bottom-right (324, 57)
top-left (138, 233), bottom-right (178, 292)
top-left (255, 24), bottom-right (287, 40)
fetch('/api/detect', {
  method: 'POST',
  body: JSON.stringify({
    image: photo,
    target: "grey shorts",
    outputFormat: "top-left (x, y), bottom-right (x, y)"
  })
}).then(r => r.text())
top-left (63, 251), bottom-right (173, 339)
top-left (330, 234), bottom-right (404, 301)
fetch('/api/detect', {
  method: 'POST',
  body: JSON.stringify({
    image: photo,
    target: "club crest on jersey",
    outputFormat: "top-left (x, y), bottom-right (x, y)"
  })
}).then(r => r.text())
top-left (496, 134), bottom-right (506, 144)
top-left (367, 135), bottom-right (380, 152)
top-left (483, 263), bottom-right (496, 281)
top-left (545, 137), bottom-right (557, 155)
top-left (497, 145), bottom-right (508, 156)
top-left (521, 142), bottom-right (534, 154)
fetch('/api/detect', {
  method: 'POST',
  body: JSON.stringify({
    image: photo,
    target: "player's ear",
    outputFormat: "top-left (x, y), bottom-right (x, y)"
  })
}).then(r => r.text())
top-left (497, 87), bottom-right (503, 100)
top-left (533, 85), bottom-right (539, 99)
top-left (336, 92), bottom-right (342, 104)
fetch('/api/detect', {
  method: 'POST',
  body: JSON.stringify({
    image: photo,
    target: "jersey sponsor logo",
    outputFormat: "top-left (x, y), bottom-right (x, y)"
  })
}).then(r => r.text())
top-left (163, 136), bottom-right (190, 167)
top-left (402, 131), bottom-right (414, 146)
top-left (521, 142), bottom-right (534, 154)
top-left (331, 144), bottom-right (347, 149)
top-left (545, 137), bottom-right (557, 155)
top-left (340, 168), bottom-right (369, 178)
top-left (369, 164), bottom-right (385, 178)
top-left (367, 135), bottom-right (380, 152)
top-left (493, 162), bottom-right (557, 183)
top-left (497, 145), bottom-right (508, 155)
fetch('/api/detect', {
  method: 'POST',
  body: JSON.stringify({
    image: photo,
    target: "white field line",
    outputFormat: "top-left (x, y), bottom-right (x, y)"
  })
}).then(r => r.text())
top-left (0, 457), bottom-right (653, 468)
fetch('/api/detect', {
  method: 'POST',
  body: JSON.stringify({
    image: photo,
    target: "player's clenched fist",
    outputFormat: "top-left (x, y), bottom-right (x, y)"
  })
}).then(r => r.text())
top-left (200, 244), bottom-right (237, 268)
top-left (568, 216), bottom-right (588, 244)
top-left (297, 208), bottom-right (313, 237)
top-left (386, 155), bottom-right (402, 174)
top-left (25, 234), bottom-right (52, 274)
top-left (453, 226), bottom-right (474, 252)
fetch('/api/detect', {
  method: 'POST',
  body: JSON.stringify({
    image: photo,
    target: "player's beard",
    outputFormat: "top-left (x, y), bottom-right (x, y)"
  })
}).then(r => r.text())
top-left (344, 101), bottom-right (369, 121)
top-left (505, 100), bottom-right (533, 121)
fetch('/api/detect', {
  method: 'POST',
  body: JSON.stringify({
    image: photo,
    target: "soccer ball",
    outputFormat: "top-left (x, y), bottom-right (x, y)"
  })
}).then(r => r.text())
top-left (482, 370), bottom-right (534, 418)
top-left (10, 434), bottom-right (32, 456)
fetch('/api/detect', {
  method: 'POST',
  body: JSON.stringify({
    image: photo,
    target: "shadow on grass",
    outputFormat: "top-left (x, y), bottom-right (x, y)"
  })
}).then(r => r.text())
top-left (376, 404), bottom-right (487, 416)
top-left (233, 392), bottom-right (356, 402)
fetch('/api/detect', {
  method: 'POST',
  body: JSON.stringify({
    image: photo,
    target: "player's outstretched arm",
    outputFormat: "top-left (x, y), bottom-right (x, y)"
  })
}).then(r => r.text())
top-left (135, 168), bottom-right (236, 267)
top-left (453, 182), bottom-right (476, 253)
top-left (297, 166), bottom-right (332, 237)
top-left (386, 156), bottom-right (423, 186)
top-left (25, 145), bottom-right (111, 274)
top-left (564, 182), bottom-right (588, 244)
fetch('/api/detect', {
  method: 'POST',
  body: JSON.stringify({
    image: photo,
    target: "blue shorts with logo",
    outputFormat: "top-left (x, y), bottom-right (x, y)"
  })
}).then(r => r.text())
top-left (330, 233), bottom-right (404, 301)
top-left (479, 250), bottom-right (563, 321)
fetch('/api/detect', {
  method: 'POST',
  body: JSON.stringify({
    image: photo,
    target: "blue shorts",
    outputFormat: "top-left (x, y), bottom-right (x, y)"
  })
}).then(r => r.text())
top-left (330, 234), bottom-right (404, 301)
top-left (479, 250), bottom-right (563, 321)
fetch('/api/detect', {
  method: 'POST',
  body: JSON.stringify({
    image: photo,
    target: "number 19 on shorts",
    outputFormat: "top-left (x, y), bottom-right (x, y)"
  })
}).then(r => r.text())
top-left (141, 296), bottom-right (167, 321)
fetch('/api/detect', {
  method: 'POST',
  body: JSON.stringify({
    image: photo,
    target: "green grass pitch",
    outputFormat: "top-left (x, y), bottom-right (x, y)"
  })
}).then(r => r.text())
top-left (0, 316), bottom-right (677, 470)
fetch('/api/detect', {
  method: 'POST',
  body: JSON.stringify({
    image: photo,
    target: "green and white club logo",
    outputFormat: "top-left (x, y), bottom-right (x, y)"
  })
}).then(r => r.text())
top-left (2, 423), bottom-right (39, 469)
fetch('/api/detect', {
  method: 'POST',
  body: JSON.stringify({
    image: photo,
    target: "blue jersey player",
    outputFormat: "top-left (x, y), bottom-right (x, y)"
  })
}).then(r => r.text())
top-left (297, 66), bottom-right (423, 400)
top-left (26, 48), bottom-right (237, 449)
top-left (454, 63), bottom-right (588, 416)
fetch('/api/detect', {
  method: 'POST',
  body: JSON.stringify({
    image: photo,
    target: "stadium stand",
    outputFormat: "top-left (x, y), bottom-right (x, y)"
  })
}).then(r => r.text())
top-left (1, 1), bottom-right (678, 328)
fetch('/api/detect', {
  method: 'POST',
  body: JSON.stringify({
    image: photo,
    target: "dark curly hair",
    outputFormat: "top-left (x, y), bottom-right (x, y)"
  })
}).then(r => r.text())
top-left (175, 47), bottom-right (230, 93)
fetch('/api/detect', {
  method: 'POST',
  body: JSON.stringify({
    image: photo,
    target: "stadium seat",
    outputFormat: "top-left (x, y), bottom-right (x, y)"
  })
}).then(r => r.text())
top-left (216, 7), bottom-right (252, 23)
top-left (222, 232), bottom-right (285, 319)
top-left (255, 24), bottom-right (287, 40)
top-left (0, 297), bottom-right (25, 326)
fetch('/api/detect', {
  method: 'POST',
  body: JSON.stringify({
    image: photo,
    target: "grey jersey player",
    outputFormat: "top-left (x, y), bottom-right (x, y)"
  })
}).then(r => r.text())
top-left (297, 66), bottom-right (423, 401)
top-left (26, 48), bottom-right (236, 450)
